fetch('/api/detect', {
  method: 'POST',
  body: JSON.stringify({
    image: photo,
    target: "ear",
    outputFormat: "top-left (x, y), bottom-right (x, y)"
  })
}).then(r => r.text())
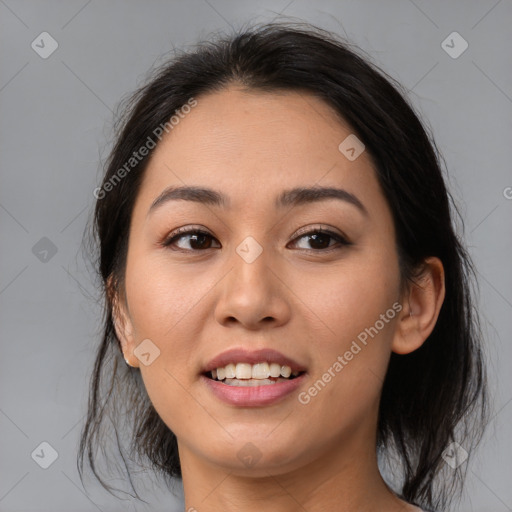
top-left (107, 274), bottom-right (139, 368)
top-left (392, 256), bottom-right (446, 355)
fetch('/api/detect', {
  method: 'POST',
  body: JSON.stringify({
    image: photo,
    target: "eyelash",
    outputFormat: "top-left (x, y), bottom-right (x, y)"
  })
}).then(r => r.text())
top-left (161, 225), bottom-right (352, 253)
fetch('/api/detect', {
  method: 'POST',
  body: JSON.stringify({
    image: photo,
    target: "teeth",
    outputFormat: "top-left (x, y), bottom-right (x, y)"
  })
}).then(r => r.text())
top-left (269, 363), bottom-right (281, 378)
top-left (281, 365), bottom-right (291, 378)
top-left (223, 377), bottom-right (293, 386)
top-left (235, 363), bottom-right (252, 379)
top-left (252, 362), bottom-right (270, 379)
top-left (224, 363), bottom-right (236, 379)
top-left (209, 361), bottom-right (301, 381)
top-left (224, 378), bottom-right (277, 387)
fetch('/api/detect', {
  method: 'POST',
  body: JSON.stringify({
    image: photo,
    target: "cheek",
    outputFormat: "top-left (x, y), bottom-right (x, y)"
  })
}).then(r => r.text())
top-left (123, 253), bottom-right (217, 430)
top-left (295, 247), bottom-right (400, 413)
top-left (299, 245), bottom-right (400, 346)
top-left (124, 251), bottom-right (215, 345)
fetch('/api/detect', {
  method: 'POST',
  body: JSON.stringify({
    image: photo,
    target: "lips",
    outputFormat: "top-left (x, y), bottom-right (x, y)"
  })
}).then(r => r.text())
top-left (202, 372), bottom-right (307, 406)
top-left (202, 347), bottom-right (307, 375)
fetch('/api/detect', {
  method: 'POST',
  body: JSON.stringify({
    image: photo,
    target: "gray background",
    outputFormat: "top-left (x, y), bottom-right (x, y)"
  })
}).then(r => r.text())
top-left (1, 1), bottom-right (511, 511)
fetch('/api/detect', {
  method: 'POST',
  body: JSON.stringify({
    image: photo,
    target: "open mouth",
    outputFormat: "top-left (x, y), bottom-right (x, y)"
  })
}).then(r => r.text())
top-left (203, 370), bottom-right (306, 387)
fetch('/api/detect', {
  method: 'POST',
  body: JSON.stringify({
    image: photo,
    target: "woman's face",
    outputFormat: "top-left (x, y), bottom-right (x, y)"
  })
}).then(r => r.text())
top-left (116, 86), bottom-right (405, 476)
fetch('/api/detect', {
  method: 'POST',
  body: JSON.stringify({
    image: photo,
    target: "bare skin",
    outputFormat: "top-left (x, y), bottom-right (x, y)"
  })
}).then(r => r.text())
top-left (112, 85), bottom-right (444, 512)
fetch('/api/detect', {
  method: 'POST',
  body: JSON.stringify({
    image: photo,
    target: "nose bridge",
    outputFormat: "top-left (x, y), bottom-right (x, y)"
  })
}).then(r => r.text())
top-left (231, 233), bottom-right (271, 295)
top-left (214, 232), bottom-right (290, 328)
top-left (235, 234), bottom-right (266, 267)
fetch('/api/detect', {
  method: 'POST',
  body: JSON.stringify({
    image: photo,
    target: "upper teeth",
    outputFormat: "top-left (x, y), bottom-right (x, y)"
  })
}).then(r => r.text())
top-left (211, 362), bottom-right (299, 380)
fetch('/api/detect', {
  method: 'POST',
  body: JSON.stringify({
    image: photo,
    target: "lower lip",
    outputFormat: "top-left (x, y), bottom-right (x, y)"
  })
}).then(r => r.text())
top-left (201, 373), bottom-right (307, 407)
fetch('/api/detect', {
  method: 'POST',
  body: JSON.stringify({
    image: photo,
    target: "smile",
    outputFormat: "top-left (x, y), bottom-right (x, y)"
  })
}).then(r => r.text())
top-left (207, 362), bottom-right (303, 384)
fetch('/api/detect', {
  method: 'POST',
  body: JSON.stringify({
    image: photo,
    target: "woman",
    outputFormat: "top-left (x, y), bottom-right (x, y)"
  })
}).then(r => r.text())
top-left (78, 22), bottom-right (488, 512)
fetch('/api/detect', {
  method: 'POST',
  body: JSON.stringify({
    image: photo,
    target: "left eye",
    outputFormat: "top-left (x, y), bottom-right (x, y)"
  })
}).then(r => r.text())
top-left (289, 230), bottom-right (350, 251)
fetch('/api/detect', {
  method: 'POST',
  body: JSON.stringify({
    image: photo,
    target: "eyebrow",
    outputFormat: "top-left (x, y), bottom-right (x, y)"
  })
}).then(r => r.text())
top-left (147, 185), bottom-right (368, 217)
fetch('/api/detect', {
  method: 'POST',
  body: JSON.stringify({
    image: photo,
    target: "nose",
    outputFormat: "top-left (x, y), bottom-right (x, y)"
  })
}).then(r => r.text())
top-left (213, 240), bottom-right (292, 331)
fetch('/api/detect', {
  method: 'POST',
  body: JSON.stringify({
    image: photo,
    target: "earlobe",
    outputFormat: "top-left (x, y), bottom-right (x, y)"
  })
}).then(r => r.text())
top-left (392, 257), bottom-right (446, 355)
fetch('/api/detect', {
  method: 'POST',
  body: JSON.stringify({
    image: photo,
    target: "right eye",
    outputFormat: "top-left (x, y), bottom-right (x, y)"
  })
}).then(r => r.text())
top-left (161, 227), bottom-right (221, 252)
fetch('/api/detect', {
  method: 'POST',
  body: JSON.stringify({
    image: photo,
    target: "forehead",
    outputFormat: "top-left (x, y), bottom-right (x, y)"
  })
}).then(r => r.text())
top-left (137, 86), bottom-right (383, 213)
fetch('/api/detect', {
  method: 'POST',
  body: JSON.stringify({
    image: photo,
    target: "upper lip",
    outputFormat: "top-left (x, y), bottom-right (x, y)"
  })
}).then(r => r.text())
top-left (202, 348), bottom-right (307, 374)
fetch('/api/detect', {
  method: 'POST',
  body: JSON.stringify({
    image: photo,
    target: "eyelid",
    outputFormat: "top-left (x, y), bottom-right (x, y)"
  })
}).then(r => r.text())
top-left (161, 225), bottom-right (214, 246)
top-left (291, 223), bottom-right (349, 241)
